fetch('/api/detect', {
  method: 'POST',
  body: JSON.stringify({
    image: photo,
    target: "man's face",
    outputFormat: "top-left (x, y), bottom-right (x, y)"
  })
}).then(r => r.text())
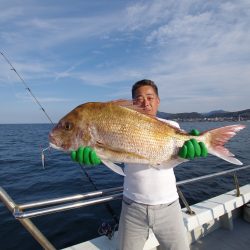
top-left (133, 85), bottom-right (160, 116)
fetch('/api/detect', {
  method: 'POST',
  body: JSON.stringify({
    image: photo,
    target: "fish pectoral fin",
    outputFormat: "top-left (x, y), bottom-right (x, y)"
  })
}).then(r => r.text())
top-left (96, 140), bottom-right (105, 146)
top-left (155, 158), bottom-right (188, 169)
top-left (101, 159), bottom-right (126, 176)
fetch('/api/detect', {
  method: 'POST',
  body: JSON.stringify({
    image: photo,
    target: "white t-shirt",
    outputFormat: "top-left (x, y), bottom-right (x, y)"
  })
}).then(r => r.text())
top-left (123, 119), bottom-right (180, 205)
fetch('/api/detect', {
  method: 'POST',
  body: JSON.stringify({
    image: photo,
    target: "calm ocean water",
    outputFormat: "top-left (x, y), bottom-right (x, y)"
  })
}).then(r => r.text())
top-left (0, 122), bottom-right (249, 250)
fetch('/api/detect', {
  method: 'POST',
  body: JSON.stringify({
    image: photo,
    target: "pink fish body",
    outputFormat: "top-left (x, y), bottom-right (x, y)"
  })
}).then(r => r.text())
top-left (49, 101), bottom-right (246, 175)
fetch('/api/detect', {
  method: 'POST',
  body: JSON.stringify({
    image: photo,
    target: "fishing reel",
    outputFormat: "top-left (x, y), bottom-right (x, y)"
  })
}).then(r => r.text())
top-left (98, 220), bottom-right (118, 240)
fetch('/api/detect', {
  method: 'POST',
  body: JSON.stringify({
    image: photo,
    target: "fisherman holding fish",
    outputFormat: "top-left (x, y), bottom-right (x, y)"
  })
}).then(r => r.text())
top-left (49, 79), bottom-right (245, 250)
top-left (69, 80), bottom-right (205, 250)
top-left (114, 80), bottom-right (191, 250)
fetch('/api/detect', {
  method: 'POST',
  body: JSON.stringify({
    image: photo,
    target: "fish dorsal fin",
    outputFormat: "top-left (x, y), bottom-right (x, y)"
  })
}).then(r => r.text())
top-left (106, 99), bottom-right (155, 118)
top-left (108, 99), bottom-right (133, 107)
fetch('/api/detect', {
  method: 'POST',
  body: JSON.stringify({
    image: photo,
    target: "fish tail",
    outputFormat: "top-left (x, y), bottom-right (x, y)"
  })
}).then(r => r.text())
top-left (206, 124), bottom-right (246, 165)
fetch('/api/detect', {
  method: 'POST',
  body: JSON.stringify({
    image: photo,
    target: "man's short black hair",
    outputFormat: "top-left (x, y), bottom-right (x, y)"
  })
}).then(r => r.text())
top-left (132, 79), bottom-right (159, 99)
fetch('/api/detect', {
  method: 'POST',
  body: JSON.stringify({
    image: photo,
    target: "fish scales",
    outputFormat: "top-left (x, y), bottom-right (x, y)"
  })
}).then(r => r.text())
top-left (75, 102), bottom-right (187, 163)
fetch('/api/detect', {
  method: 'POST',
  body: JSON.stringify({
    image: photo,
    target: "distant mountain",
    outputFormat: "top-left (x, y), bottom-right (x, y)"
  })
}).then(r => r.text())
top-left (157, 109), bottom-right (250, 121)
top-left (202, 110), bottom-right (229, 116)
top-left (157, 111), bottom-right (172, 119)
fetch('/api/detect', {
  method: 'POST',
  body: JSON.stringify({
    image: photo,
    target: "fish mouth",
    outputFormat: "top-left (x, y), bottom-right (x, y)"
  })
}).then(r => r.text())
top-left (49, 133), bottom-right (67, 151)
top-left (49, 142), bottom-right (64, 151)
top-left (49, 141), bottom-right (71, 152)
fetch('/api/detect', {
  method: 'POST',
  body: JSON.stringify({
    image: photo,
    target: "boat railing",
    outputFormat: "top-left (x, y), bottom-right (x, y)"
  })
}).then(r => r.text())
top-left (1, 164), bottom-right (250, 250)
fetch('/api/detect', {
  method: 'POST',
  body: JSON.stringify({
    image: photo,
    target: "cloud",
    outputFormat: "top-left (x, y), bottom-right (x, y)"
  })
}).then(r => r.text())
top-left (77, 67), bottom-right (144, 87)
top-left (123, 1), bottom-right (162, 30)
top-left (145, 1), bottom-right (250, 52)
top-left (146, 12), bottom-right (212, 45)
top-left (139, 1), bottom-right (250, 102)
top-left (16, 93), bottom-right (71, 103)
top-left (1, 0), bottom-right (250, 123)
top-left (0, 6), bottom-right (23, 22)
top-left (1, 6), bottom-right (127, 53)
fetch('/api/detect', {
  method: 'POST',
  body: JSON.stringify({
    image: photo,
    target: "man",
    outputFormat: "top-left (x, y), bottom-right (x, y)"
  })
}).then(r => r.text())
top-left (71, 79), bottom-right (207, 250)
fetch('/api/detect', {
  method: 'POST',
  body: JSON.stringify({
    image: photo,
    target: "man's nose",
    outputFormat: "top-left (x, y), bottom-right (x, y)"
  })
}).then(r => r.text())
top-left (143, 98), bottom-right (150, 106)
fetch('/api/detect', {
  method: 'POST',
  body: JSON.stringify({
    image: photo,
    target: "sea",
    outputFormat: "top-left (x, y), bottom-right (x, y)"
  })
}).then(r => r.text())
top-left (0, 122), bottom-right (249, 250)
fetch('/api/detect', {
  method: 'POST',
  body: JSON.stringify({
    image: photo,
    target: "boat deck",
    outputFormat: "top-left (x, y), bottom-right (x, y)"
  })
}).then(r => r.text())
top-left (61, 185), bottom-right (250, 250)
top-left (61, 217), bottom-right (250, 250)
top-left (1, 176), bottom-right (250, 250)
top-left (191, 217), bottom-right (250, 250)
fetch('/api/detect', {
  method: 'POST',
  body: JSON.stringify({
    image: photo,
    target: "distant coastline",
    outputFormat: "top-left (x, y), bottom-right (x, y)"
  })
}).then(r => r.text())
top-left (158, 109), bottom-right (250, 122)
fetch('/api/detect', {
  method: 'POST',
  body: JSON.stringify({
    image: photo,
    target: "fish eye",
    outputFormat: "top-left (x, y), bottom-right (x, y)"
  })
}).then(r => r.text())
top-left (64, 122), bottom-right (73, 131)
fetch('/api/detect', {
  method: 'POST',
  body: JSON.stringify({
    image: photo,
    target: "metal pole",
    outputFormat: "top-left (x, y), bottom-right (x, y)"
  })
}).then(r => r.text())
top-left (177, 186), bottom-right (195, 215)
top-left (9, 165), bottom-right (250, 219)
top-left (233, 173), bottom-right (241, 197)
top-left (175, 165), bottom-right (250, 214)
top-left (0, 188), bottom-right (56, 250)
top-left (14, 193), bottom-right (123, 219)
top-left (176, 165), bottom-right (250, 186)
top-left (18, 219), bottom-right (56, 250)
top-left (19, 186), bottom-right (123, 210)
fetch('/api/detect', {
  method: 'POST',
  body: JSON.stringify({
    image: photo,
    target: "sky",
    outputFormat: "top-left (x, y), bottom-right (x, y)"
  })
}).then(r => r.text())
top-left (0, 0), bottom-right (250, 124)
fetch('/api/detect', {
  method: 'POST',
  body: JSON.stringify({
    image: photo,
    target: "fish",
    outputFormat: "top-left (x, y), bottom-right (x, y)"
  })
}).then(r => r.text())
top-left (49, 100), bottom-right (246, 176)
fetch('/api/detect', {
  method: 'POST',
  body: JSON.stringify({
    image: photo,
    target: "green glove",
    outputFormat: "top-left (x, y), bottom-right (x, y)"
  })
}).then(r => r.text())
top-left (178, 129), bottom-right (208, 159)
top-left (71, 146), bottom-right (101, 166)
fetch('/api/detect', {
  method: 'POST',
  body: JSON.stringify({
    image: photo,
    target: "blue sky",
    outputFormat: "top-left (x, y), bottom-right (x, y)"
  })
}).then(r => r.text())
top-left (0, 0), bottom-right (250, 124)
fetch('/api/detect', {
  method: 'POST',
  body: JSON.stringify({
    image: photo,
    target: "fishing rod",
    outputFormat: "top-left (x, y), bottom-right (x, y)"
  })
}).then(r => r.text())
top-left (1, 51), bottom-right (53, 168)
top-left (79, 163), bottom-right (119, 239)
top-left (1, 51), bottom-right (119, 238)
top-left (0, 51), bottom-right (54, 124)
top-left (1, 51), bottom-right (53, 167)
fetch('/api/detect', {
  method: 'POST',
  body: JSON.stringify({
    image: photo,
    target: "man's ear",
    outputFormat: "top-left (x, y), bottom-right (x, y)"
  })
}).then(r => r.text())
top-left (157, 97), bottom-right (160, 105)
